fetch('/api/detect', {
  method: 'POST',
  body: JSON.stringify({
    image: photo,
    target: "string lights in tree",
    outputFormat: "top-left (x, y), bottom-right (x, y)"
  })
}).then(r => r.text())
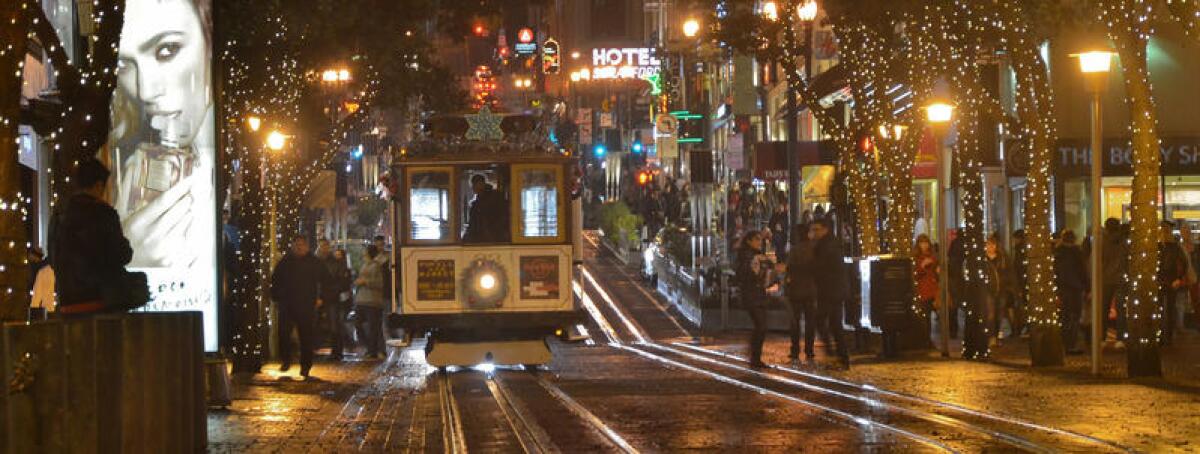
top-left (1100, 0), bottom-right (1164, 377)
top-left (0, 0), bottom-right (125, 319)
top-left (0, 1), bottom-right (33, 319)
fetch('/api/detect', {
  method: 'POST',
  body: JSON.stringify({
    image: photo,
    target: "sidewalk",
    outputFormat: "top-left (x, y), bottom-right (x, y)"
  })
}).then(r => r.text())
top-left (206, 357), bottom-right (388, 453)
top-left (703, 328), bottom-right (1200, 452)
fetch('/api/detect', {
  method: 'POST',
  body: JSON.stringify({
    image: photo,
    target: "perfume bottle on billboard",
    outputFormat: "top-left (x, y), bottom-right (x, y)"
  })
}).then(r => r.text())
top-left (129, 117), bottom-right (196, 210)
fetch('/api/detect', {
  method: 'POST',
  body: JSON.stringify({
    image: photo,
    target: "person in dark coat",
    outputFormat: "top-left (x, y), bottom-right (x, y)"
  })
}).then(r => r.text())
top-left (811, 218), bottom-right (850, 368)
top-left (785, 223), bottom-right (818, 361)
top-left (1158, 221), bottom-right (1188, 345)
top-left (50, 158), bottom-right (137, 316)
top-left (735, 230), bottom-right (770, 368)
top-left (1099, 219), bottom-right (1129, 343)
top-left (768, 203), bottom-right (789, 259)
top-left (463, 174), bottom-right (509, 243)
top-left (946, 230), bottom-right (966, 339)
top-left (1055, 230), bottom-right (1088, 354)
top-left (1010, 230), bottom-right (1029, 337)
top-left (317, 239), bottom-right (352, 360)
top-left (270, 237), bottom-right (329, 378)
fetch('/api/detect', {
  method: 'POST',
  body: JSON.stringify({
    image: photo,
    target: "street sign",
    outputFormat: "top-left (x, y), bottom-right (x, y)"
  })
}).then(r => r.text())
top-left (725, 134), bottom-right (745, 170)
top-left (655, 113), bottom-right (678, 136)
top-left (599, 112), bottom-right (614, 128)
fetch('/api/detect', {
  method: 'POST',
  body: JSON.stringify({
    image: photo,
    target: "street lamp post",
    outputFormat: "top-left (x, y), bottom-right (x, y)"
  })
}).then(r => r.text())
top-left (1076, 50), bottom-right (1114, 375)
top-left (786, 1), bottom-right (818, 232)
top-left (926, 101), bottom-right (955, 358)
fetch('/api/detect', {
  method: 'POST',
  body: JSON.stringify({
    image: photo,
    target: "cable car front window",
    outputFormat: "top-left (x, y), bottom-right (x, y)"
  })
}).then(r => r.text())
top-left (409, 171), bottom-right (452, 241)
top-left (519, 168), bottom-right (558, 238)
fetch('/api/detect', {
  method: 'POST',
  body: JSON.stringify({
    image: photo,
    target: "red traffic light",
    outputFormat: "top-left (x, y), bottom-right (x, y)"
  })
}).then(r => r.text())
top-left (473, 24), bottom-right (487, 36)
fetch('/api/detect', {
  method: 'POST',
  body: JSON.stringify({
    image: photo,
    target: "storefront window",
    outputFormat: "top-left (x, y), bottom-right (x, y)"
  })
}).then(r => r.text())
top-left (408, 169), bottom-right (453, 241)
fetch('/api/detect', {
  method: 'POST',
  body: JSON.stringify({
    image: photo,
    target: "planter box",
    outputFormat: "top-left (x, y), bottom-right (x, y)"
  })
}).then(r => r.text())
top-left (0, 312), bottom-right (206, 453)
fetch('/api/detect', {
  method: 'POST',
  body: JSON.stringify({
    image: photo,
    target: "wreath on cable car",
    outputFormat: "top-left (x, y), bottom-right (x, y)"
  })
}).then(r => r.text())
top-left (461, 258), bottom-right (509, 308)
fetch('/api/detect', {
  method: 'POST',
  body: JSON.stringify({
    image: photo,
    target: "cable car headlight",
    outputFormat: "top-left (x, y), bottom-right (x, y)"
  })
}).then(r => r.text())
top-left (462, 258), bottom-right (509, 308)
top-left (479, 273), bottom-right (497, 290)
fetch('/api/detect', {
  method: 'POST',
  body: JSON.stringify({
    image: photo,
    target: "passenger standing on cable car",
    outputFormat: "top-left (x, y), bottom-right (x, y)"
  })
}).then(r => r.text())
top-left (736, 230), bottom-right (770, 368)
top-left (464, 174), bottom-right (509, 243)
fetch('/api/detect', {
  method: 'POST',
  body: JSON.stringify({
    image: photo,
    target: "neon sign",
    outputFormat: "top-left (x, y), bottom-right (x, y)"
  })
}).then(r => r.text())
top-left (589, 48), bottom-right (661, 80)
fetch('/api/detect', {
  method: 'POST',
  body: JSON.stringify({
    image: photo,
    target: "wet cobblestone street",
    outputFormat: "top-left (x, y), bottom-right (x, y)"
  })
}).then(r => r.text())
top-left (206, 236), bottom-right (1200, 452)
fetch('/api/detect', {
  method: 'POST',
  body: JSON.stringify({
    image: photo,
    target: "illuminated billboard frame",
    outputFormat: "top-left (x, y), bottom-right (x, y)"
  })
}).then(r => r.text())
top-left (105, 0), bottom-right (219, 352)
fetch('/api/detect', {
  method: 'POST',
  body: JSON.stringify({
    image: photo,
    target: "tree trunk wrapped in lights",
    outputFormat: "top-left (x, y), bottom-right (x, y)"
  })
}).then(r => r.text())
top-left (1010, 45), bottom-right (1065, 366)
top-left (1109, 26), bottom-right (1163, 378)
top-left (0, 1), bottom-right (31, 321)
top-left (778, 3), bottom-right (882, 255)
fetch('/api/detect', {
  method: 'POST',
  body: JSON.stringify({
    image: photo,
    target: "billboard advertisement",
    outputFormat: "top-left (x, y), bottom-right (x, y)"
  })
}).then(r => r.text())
top-left (105, 0), bottom-right (218, 351)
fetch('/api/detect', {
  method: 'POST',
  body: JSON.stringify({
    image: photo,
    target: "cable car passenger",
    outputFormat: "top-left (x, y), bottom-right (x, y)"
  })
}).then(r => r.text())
top-left (464, 174), bottom-right (509, 243)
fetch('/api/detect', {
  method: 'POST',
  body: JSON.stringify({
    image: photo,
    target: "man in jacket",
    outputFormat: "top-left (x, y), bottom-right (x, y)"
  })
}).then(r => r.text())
top-left (785, 223), bottom-right (818, 361)
top-left (316, 239), bottom-right (351, 360)
top-left (464, 174), bottom-right (509, 243)
top-left (270, 237), bottom-right (328, 378)
top-left (50, 159), bottom-right (136, 317)
top-left (1158, 221), bottom-right (1188, 345)
top-left (1100, 219), bottom-right (1129, 343)
top-left (355, 244), bottom-right (388, 358)
top-left (811, 218), bottom-right (850, 368)
top-left (1055, 230), bottom-right (1088, 354)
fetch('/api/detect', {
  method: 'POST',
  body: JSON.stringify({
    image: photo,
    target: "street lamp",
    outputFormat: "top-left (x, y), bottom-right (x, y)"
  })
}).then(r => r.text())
top-left (797, 0), bottom-right (818, 21)
top-left (682, 18), bottom-right (701, 38)
top-left (761, 1), bottom-right (779, 21)
top-left (266, 130), bottom-right (288, 151)
top-left (1074, 49), bottom-right (1114, 375)
top-left (570, 71), bottom-right (581, 82)
top-left (246, 115), bottom-right (262, 132)
top-left (926, 100), bottom-right (955, 358)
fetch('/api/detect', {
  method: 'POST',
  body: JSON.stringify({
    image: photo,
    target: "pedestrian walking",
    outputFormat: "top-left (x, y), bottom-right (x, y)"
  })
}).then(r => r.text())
top-left (1055, 230), bottom-right (1088, 354)
top-left (270, 237), bottom-right (328, 378)
top-left (1010, 230), bottom-right (1029, 337)
top-left (768, 203), bottom-right (789, 259)
top-left (355, 244), bottom-right (388, 359)
top-left (317, 239), bottom-right (352, 360)
top-left (49, 158), bottom-right (148, 318)
top-left (1100, 219), bottom-right (1129, 343)
top-left (913, 235), bottom-right (938, 346)
top-left (786, 223), bottom-right (818, 361)
top-left (947, 230), bottom-right (966, 339)
top-left (735, 230), bottom-right (770, 368)
top-left (984, 235), bottom-right (1012, 345)
top-left (811, 218), bottom-right (850, 369)
top-left (1157, 221), bottom-right (1189, 345)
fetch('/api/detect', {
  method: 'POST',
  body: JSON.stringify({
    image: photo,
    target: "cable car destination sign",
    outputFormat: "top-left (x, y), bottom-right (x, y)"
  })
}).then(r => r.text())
top-left (590, 47), bottom-right (661, 80)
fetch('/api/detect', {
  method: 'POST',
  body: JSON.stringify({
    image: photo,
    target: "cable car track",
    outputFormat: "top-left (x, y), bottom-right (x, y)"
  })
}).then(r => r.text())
top-left (577, 243), bottom-right (1135, 453)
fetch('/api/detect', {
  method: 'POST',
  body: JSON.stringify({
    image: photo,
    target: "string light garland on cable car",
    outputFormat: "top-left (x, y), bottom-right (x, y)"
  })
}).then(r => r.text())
top-left (462, 258), bottom-right (509, 308)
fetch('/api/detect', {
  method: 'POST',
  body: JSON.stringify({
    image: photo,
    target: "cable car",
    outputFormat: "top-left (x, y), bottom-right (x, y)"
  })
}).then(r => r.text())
top-left (391, 113), bottom-right (583, 367)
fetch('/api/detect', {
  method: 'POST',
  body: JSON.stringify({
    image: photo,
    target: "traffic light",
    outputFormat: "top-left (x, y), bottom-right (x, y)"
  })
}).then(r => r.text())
top-left (593, 144), bottom-right (607, 158)
top-left (632, 141), bottom-right (644, 154)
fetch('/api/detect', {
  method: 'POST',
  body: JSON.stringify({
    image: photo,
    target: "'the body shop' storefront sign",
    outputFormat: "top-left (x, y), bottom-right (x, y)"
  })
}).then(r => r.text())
top-left (1050, 137), bottom-right (1200, 177)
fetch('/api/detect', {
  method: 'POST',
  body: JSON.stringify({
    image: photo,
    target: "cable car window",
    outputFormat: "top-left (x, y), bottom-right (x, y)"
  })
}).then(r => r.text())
top-left (516, 166), bottom-right (560, 240)
top-left (408, 170), bottom-right (453, 241)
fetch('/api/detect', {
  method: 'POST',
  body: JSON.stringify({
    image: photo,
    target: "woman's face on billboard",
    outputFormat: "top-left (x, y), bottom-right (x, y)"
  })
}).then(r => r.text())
top-left (117, 0), bottom-right (209, 147)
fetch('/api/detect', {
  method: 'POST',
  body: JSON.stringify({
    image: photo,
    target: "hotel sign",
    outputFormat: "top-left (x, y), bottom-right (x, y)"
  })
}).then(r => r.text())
top-left (590, 48), bottom-right (661, 80)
